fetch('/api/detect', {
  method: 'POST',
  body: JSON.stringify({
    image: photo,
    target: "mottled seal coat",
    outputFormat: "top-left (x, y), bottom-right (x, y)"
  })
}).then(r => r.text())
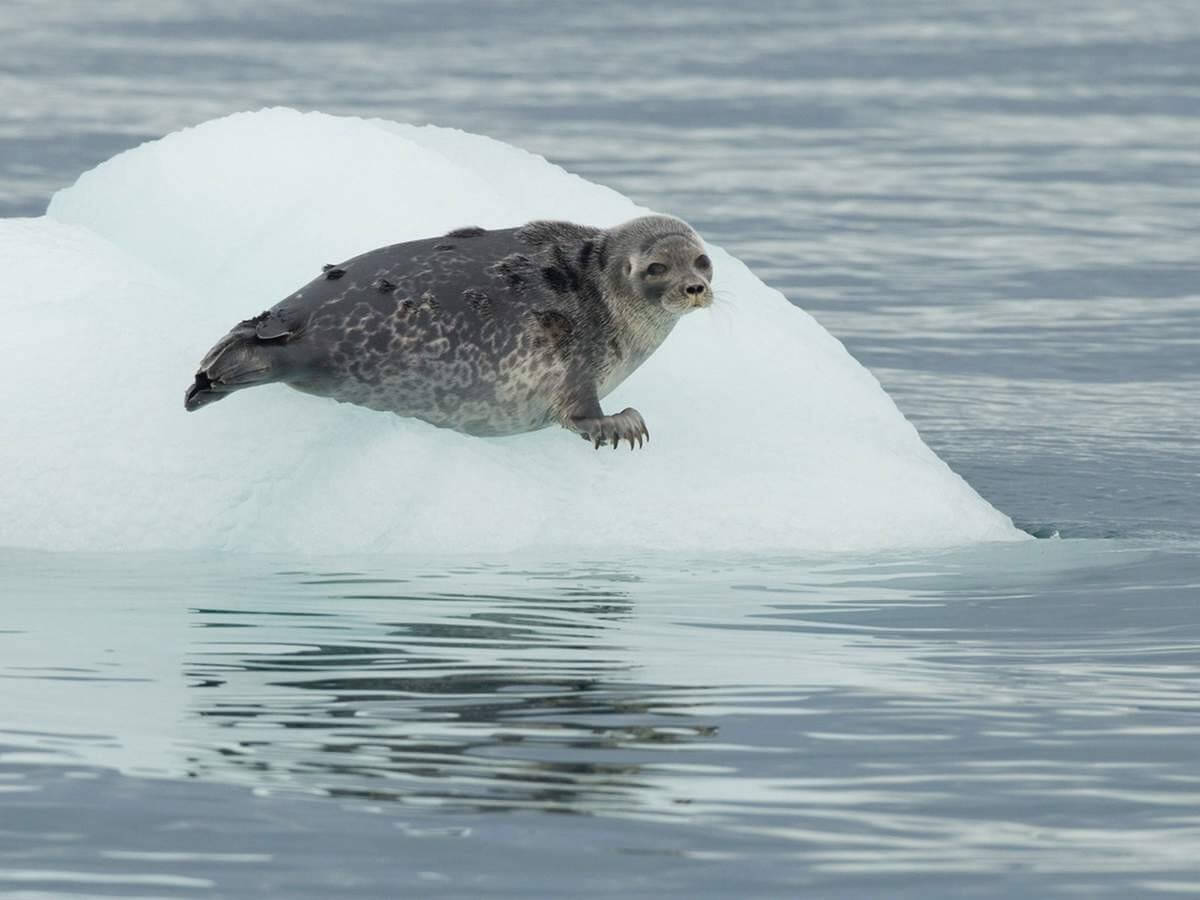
top-left (184, 215), bottom-right (713, 448)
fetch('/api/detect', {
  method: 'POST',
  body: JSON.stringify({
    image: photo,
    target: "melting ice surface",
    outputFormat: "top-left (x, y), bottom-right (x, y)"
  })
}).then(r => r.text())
top-left (0, 108), bottom-right (1020, 553)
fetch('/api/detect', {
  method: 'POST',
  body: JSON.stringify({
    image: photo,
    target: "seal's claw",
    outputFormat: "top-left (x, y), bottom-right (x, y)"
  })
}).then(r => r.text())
top-left (572, 407), bottom-right (649, 453)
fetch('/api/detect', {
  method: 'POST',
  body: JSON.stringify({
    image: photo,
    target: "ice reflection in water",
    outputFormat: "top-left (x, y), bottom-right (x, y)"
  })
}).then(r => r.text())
top-left (184, 567), bottom-right (659, 812)
top-left (6, 545), bottom-right (1197, 893)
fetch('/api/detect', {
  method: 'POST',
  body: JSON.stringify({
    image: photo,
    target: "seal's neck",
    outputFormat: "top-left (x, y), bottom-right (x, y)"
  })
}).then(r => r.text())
top-left (601, 282), bottom-right (680, 391)
top-left (615, 293), bottom-right (678, 356)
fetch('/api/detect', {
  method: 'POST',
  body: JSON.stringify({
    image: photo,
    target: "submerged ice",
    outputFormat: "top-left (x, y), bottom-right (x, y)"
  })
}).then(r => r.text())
top-left (0, 108), bottom-right (1022, 553)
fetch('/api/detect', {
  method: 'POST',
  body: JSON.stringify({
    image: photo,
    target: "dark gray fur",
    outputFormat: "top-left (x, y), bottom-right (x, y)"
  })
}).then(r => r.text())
top-left (184, 215), bottom-right (713, 448)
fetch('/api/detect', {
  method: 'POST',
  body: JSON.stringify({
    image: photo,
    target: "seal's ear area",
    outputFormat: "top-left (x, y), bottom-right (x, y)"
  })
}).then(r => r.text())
top-left (623, 259), bottom-right (633, 276)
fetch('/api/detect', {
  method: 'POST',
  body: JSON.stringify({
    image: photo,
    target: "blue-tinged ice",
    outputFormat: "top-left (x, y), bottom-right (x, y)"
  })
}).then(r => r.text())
top-left (0, 108), bottom-right (1024, 552)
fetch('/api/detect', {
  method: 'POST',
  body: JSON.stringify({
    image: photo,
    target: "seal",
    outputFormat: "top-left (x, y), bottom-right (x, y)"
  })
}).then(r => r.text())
top-left (184, 215), bottom-right (713, 449)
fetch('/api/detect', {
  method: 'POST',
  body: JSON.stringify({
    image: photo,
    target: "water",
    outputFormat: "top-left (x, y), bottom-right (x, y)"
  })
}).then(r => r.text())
top-left (5, 544), bottom-right (1200, 896)
top-left (2, 0), bottom-right (1199, 896)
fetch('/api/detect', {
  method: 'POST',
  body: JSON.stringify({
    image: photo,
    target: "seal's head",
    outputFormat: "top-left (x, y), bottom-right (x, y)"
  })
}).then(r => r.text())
top-left (609, 215), bottom-right (713, 316)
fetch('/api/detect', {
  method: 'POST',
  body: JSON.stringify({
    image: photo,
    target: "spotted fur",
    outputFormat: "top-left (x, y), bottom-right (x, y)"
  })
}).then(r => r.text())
top-left (184, 215), bottom-right (713, 442)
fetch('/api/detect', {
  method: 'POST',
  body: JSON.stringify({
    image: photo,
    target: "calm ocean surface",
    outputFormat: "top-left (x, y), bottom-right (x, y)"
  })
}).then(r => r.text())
top-left (2, 1), bottom-right (1198, 897)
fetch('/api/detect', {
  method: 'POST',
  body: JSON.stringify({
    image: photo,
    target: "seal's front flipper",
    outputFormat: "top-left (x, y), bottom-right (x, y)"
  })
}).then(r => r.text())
top-left (559, 403), bottom-right (648, 453)
top-left (571, 408), bottom-right (649, 450)
top-left (555, 371), bottom-right (649, 450)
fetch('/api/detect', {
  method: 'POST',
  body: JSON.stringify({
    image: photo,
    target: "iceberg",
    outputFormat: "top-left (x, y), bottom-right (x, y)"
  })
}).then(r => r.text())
top-left (0, 108), bottom-right (1023, 553)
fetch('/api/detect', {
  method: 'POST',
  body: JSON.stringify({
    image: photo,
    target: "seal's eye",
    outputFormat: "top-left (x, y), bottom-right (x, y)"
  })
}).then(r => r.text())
top-left (696, 255), bottom-right (711, 270)
top-left (646, 263), bottom-right (668, 277)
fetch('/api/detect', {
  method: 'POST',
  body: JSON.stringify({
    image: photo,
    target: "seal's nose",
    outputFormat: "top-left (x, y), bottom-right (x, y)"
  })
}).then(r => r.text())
top-left (685, 283), bottom-right (706, 296)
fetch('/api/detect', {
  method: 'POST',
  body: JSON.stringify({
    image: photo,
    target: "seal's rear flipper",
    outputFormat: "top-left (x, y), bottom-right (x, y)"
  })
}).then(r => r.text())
top-left (184, 371), bottom-right (226, 411)
top-left (183, 317), bottom-right (283, 412)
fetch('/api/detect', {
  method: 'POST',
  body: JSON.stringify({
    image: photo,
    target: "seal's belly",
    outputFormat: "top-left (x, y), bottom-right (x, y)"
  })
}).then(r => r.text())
top-left (291, 323), bottom-right (569, 437)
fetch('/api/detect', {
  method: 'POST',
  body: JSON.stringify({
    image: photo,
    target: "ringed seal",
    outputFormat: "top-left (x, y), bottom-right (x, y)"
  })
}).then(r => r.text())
top-left (184, 215), bottom-right (713, 449)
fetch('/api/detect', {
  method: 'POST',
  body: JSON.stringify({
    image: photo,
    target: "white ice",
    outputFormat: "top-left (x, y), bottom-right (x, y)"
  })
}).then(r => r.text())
top-left (0, 108), bottom-right (1023, 553)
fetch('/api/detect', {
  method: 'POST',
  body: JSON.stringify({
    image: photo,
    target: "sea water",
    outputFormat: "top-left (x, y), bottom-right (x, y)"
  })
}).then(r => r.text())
top-left (1, 0), bottom-right (1198, 897)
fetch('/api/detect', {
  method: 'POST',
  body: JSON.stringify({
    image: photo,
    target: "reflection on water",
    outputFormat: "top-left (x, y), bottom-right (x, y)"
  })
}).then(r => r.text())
top-left (3, 545), bottom-right (1200, 895)
top-left (183, 567), bottom-right (660, 812)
